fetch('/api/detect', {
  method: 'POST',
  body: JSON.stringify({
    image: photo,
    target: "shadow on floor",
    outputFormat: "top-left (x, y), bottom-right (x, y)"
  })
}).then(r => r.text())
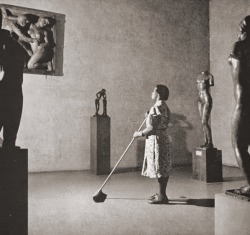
top-left (185, 198), bottom-right (214, 207)
top-left (107, 198), bottom-right (146, 201)
top-left (106, 198), bottom-right (215, 207)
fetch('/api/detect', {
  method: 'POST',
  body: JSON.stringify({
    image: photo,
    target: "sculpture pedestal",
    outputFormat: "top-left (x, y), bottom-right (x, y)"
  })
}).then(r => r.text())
top-left (215, 193), bottom-right (250, 235)
top-left (90, 116), bottom-right (110, 175)
top-left (0, 148), bottom-right (28, 235)
top-left (192, 147), bottom-right (222, 183)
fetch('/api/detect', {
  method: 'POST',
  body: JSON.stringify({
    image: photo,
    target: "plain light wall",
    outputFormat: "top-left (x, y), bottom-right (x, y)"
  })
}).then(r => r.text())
top-left (210, 0), bottom-right (250, 166)
top-left (1, 0), bottom-right (209, 172)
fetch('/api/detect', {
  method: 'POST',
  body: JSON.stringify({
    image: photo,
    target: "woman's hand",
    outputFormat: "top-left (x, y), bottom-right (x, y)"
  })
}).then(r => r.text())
top-left (133, 131), bottom-right (143, 138)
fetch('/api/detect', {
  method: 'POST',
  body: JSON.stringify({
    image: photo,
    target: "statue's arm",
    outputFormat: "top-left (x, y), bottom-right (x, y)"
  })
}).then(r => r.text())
top-left (228, 42), bottom-right (243, 103)
top-left (43, 29), bottom-right (55, 48)
top-left (141, 107), bottom-right (162, 135)
top-left (12, 25), bottom-right (33, 43)
top-left (229, 57), bottom-right (240, 83)
top-left (96, 92), bottom-right (100, 98)
top-left (209, 74), bottom-right (214, 86)
top-left (228, 41), bottom-right (242, 83)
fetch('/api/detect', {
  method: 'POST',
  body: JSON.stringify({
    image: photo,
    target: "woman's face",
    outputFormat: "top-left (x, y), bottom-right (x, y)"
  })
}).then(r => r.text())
top-left (151, 87), bottom-right (158, 100)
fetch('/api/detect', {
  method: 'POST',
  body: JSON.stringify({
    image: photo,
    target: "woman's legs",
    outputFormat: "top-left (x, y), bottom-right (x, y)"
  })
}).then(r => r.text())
top-left (158, 176), bottom-right (169, 198)
top-left (148, 176), bottom-right (169, 204)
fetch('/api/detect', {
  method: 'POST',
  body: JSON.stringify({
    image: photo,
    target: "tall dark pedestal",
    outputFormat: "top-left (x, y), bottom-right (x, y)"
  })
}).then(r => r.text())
top-left (90, 116), bottom-right (110, 175)
top-left (192, 147), bottom-right (222, 183)
top-left (0, 148), bottom-right (28, 235)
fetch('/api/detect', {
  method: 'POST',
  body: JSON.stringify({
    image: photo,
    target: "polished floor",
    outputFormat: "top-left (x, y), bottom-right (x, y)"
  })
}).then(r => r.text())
top-left (28, 166), bottom-right (244, 235)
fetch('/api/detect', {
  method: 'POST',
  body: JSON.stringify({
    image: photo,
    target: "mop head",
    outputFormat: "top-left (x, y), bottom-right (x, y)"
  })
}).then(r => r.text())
top-left (93, 190), bottom-right (107, 203)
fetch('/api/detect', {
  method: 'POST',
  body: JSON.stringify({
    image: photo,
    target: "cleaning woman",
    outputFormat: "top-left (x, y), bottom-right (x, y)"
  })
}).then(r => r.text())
top-left (133, 84), bottom-right (172, 204)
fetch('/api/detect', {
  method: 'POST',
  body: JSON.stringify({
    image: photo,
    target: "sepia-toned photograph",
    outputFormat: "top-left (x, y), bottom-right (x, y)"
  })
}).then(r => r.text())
top-left (0, 0), bottom-right (250, 235)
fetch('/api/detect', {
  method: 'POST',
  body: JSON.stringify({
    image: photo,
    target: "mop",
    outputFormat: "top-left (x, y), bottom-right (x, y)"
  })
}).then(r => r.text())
top-left (93, 118), bottom-right (146, 203)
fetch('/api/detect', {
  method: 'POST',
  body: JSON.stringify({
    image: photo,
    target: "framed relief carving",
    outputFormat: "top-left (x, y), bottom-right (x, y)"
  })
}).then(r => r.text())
top-left (0, 4), bottom-right (65, 76)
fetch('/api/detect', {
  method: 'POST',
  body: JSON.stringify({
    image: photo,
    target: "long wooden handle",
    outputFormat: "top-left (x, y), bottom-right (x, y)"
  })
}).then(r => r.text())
top-left (95, 117), bottom-right (147, 192)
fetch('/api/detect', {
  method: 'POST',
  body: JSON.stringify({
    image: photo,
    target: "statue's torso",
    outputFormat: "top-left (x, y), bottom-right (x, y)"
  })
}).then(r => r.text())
top-left (230, 40), bottom-right (250, 104)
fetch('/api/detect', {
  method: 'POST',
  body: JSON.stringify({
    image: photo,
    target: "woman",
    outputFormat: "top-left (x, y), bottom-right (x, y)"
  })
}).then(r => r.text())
top-left (133, 85), bottom-right (171, 204)
top-left (196, 71), bottom-right (214, 148)
top-left (228, 16), bottom-right (250, 196)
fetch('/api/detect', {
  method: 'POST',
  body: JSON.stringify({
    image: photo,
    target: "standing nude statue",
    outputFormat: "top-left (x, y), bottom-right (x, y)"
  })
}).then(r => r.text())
top-left (228, 16), bottom-right (250, 196)
top-left (0, 29), bottom-right (26, 148)
top-left (197, 71), bottom-right (214, 148)
top-left (94, 89), bottom-right (107, 116)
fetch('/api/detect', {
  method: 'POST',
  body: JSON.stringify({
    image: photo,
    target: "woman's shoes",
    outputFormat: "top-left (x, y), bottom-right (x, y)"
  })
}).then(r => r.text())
top-left (148, 194), bottom-right (169, 204)
top-left (148, 193), bottom-right (158, 200)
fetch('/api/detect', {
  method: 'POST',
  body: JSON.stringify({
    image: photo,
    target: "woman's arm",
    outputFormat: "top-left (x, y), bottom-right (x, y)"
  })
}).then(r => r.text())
top-left (133, 112), bottom-right (161, 137)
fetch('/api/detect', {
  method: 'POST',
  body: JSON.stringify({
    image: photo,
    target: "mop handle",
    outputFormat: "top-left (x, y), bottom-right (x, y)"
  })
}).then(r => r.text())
top-left (96, 117), bottom-right (147, 191)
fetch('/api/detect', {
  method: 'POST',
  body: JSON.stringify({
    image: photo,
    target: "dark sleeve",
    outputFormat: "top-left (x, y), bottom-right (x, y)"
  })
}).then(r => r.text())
top-left (230, 42), bottom-right (244, 60)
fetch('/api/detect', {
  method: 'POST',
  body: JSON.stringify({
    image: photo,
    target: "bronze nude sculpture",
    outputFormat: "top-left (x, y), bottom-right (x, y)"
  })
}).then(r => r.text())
top-left (197, 71), bottom-right (214, 148)
top-left (94, 89), bottom-right (107, 116)
top-left (228, 16), bottom-right (250, 196)
top-left (0, 28), bottom-right (26, 148)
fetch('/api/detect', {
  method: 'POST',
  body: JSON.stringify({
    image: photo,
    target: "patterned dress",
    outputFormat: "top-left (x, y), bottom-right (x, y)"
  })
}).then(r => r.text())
top-left (141, 100), bottom-right (172, 178)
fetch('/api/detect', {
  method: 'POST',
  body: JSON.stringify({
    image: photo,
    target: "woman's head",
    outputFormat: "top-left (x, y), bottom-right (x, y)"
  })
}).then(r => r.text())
top-left (152, 84), bottom-right (169, 101)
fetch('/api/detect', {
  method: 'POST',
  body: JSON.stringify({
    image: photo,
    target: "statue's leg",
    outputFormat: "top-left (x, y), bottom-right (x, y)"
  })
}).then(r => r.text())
top-left (202, 104), bottom-right (213, 147)
top-left (205, 124), bottom-right (213, 147)
top-left (198, 103), bottom-right (207, 147)
top-left (28, 48), bottom-right (52, 70)
top-left (95, 100), bottom-right (99, 115)
top-left (234, 147), bottom-right (250, 194)
top-left (103, 100), bottom-right (107, 115)
top-left (232, 107), bottom-right (250, 193)
top-left (2, 88), bottom-right (23, 147)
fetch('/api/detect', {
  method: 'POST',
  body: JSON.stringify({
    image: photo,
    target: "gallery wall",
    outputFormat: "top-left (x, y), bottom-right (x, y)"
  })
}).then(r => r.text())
top-left (1, 0), bottom-right (209, 172)
top-left (210, 0), bottom-right (250, 166)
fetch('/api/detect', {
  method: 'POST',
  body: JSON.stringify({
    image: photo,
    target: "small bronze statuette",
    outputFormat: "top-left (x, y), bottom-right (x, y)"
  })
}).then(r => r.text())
top-left (94, 89), bottom-right (107, 116)
top-left (197, 71), bottom-right (214, 149)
